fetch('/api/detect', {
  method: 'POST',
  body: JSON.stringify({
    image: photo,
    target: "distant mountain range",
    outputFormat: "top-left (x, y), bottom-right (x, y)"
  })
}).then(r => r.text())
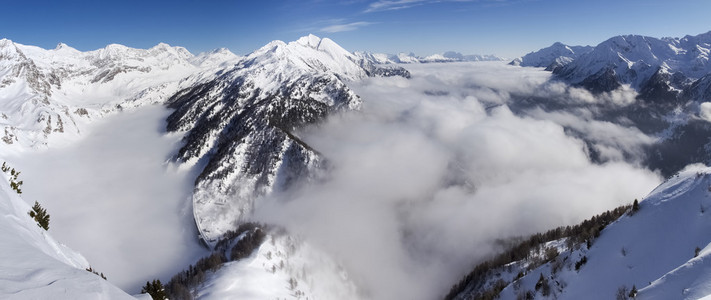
top-left (512, 31), bottom-right (711, 99)
top-left (355, 50), bottom-right (505, 64)
top-left (0, 37), bottom-right (241, 148)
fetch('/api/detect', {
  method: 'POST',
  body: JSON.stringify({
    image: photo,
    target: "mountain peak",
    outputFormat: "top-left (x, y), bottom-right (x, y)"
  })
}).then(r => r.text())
top-left (295, 34), bottom-right (323, 49)
top-left (150, 42), bottom-right (171, 50)
top-left (54, 42), bottom-right (69, 50)
top-left (52, 42), bottom-right (80, 54)
top-left (511, 41), bottom-right (592, 68)
top-left (0, 38), bottom-right (15, 48)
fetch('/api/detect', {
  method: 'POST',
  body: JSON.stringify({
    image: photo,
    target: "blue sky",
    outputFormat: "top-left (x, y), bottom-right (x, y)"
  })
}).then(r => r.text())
top-left (2, 0), bottom-right (710, 58)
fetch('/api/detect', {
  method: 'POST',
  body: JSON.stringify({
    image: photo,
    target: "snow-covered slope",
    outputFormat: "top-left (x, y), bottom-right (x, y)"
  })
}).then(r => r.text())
top-left (354, 50), bottom-right (505, 64)
top-left (0, 168), bottom-right (133, 299)
top-left (449, 164), bottom-right (711, 300)
top-left (0, 38), bottom-right (238, 150)
top-left (509, 42), bottom-right (593, 71)
top-left (166, 34), bottom-right (409, 244)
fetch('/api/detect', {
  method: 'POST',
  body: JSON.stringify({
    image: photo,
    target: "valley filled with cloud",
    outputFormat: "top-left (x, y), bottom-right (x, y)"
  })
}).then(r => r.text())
top-left (253, 62), bottom-right (662, 299)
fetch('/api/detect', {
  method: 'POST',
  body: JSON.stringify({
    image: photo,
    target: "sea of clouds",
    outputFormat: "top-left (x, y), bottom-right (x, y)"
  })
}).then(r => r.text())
top-left (254, 62), bottom-right (662, 300)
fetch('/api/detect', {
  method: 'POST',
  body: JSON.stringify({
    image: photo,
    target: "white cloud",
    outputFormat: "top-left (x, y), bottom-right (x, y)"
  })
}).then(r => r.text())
top-left (254, 62), bottom-right (662, 300)
top-left (364, 0), bottom-right (427, 12)
top-left (699, 102), bottom-right (711, 122)
top-left (320, 21), bottom-right (375, 33)
top-left (364, 0), bottom-right (507, 13)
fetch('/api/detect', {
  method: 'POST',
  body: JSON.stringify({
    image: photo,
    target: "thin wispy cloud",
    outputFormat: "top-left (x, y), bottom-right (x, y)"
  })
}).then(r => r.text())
top-left (364, 0), bottom-right (515, 13)
top-left (364, 0), bottom-right (427, 12)
top-left (321, 21), bottom-right (376, 33)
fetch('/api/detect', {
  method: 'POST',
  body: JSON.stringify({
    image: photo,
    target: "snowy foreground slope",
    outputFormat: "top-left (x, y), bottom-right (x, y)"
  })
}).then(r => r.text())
top-left (0, 169), bottom-right (133, 299)
top-left (450, 164), bottom-right (711, 299)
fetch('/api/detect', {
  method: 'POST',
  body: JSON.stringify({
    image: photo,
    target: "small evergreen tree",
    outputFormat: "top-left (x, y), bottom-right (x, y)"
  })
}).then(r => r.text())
top-left (85, 266), bottom-right (107, 280)
top-left (629, 285), bottom-right (637, 298)
top-left (695, 246), bottom-right (702, 258)
top-left (28, 201), bottom-right (50, 230)
top-left (632, 199), bottom-right (639, 213)
top-left (142, 279), bottom-right (167, 300)
top-left (4, 164), bottom-right (23, 195)
top-left (575, 256), bottom-right (588, 270)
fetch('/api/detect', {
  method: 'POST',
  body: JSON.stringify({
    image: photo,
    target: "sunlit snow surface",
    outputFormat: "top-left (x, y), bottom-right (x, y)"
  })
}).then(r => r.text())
top-left (8, 105), bottom-right (208, 293)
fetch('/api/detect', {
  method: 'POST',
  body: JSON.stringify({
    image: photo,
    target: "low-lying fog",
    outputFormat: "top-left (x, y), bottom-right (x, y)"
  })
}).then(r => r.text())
top-left (9, 106), bottom-right (208, 293)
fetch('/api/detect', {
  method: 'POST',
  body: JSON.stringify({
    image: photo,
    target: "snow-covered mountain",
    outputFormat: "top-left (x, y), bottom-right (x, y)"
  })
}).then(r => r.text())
top-left (513, 32), bottom-right (711, 99)
top-left (0, 38), bottom-right (238, 149)
top-left (0, 167), bottom-right (133, 299)
top-left (165, 34), bottom-right (409, 244)
top-left (509, 42), bottom-right (593, 72)
top-left (551, 32), bottom-right (711, 95)
top-left (448, 164), bottom-right (711, 300)
top-left (354, 50), bottom-right (505, 64)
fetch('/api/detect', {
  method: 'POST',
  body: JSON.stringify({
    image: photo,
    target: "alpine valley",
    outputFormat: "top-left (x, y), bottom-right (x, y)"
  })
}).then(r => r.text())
top-left (1, 30), bottom-right (711, 300)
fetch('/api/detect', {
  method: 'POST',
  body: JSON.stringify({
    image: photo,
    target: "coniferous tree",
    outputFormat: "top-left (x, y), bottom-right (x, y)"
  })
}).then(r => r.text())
top-left (28, 201), bottom-right (50, 230)
top-left (629, 285), bottom-right (637, 298)
top-left (632, 199), bottom-right (640, 213)
top-left (142, 279), bottom-right (168, 300)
